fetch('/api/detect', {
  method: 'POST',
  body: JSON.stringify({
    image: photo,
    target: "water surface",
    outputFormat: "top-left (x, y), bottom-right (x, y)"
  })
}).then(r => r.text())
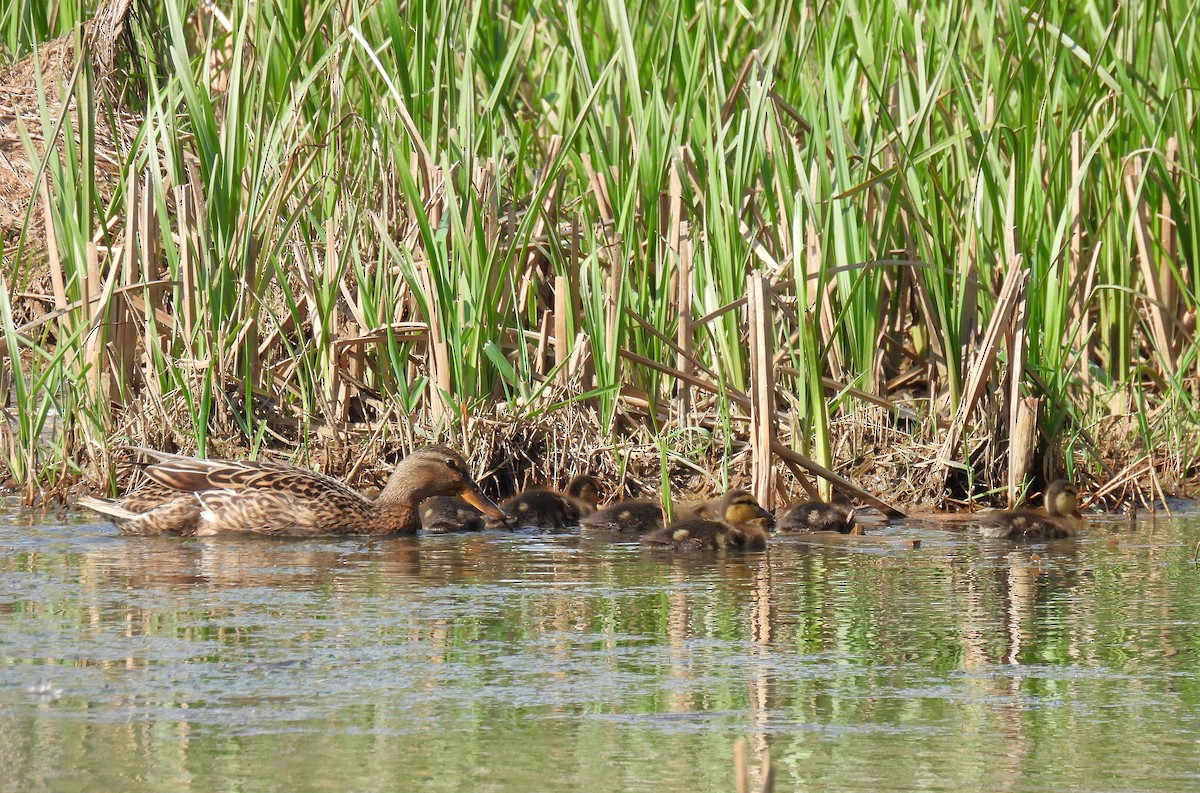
top-left (2, 505), bottom-right (1200, 791)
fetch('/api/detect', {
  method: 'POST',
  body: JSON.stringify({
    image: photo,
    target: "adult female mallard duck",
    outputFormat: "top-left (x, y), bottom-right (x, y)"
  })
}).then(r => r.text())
top-left (80, 445), bottom-right (502, 537)
top-left (494, 474), bottom-right (602, 529)
top-left (776, 493), bottom-right (861, 535)
top-left (977, 480), bottom-right (1083, 540)
top-left (641, 490), bottom-right (772, 551)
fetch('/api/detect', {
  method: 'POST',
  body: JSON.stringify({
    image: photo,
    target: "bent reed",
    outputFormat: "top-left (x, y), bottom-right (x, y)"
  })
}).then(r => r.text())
top-left (1, 0), bottom-right (1198, 512)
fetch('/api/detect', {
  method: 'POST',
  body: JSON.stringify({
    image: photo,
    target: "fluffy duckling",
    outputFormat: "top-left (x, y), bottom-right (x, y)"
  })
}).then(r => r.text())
top-left (579, 499), bottom-right (666, 535)
top-left (421, 495), bottom-right (487, 533)
top-left (977, 480), bottom-right (1083, 540)
top-left (776, 493), bottom-right (861, 535)
top-left (641, 490), bottom-right (772, 551)
top-left (80, 445), bottom-right (502, 537)
top-left (494, 474), bottom-right (601, 530)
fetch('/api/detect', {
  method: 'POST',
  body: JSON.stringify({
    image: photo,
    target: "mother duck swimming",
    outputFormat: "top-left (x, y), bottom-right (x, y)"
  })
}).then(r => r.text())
top-left (80, 445), bottom-right (502, 537)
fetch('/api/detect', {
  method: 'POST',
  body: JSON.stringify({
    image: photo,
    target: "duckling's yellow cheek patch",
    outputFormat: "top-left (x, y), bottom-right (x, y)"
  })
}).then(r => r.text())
top-left (672, 529), bottom-right (690, 542)
top-left (619, 511), bottom-right (632, 521)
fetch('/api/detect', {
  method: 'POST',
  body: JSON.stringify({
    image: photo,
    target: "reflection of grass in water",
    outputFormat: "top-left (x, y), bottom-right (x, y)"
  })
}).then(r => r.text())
top-left (1, 0), bottom-right (1199, 511)
top-left (5, 514), bottom-right (1200, 787)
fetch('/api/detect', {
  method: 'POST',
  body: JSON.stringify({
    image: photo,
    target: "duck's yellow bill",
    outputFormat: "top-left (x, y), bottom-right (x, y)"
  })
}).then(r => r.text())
top-left (459, 484), bottom-right (504, 519)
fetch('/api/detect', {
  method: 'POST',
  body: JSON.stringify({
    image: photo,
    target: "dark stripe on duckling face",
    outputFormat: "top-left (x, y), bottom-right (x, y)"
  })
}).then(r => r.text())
top-left (720, 490), bottom-right (773, 527)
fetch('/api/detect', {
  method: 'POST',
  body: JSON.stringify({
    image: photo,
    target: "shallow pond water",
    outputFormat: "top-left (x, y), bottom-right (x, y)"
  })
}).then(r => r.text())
top-left (2, 505), bottom-right (1200, 792)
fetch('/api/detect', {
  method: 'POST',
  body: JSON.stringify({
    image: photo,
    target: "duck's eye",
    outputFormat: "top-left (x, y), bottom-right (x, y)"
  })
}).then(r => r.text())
top-left (444, 457), bottom-right (458, 470)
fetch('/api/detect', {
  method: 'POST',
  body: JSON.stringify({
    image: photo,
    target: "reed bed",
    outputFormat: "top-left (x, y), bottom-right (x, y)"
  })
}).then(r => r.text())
top-left (0, 0), bottom-right (1196, 509)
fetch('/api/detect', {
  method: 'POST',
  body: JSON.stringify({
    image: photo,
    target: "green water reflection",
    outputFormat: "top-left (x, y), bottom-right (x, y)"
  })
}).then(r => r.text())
top-left (2, 507), bottom-right (1200, 792)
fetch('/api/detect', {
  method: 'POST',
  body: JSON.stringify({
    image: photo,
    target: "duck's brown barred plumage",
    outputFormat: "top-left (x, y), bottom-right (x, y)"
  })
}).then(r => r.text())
top-left (80, 445), bottom-right (502, 538)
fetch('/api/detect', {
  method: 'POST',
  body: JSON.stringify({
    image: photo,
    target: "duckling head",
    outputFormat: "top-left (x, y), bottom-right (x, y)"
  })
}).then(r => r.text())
top-left (1045, 480), bottom-right (1080, 518)
top-left (566, 475), bottom-right (602, 510)
top-left (719, 490), bottom-right (773, 527)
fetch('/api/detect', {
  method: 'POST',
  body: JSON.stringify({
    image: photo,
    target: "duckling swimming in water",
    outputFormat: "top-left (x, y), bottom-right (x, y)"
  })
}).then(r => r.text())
top-left (977, 480), bottom-right (1083, 539)
top-left (579, 499), bottom-right (666, 535)
top-left (776, 493), bottom-right (861, 535)
top-left (641, 490), bottom-right (772, 551)
top-left (494, 474), bottom-right (601, 529)
top-left (421, 495), bottom-right (488, 533)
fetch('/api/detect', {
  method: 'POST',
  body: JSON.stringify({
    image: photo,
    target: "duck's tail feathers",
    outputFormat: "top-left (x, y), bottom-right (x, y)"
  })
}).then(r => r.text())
top-left (78, 496), bottom-right (138, 523)
top-left (120, 446), bottom-right (195, 463)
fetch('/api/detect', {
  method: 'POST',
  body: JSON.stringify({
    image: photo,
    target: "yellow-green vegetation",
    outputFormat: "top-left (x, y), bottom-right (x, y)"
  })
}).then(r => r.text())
top-left (0, 0), bottom-right (1196, 505)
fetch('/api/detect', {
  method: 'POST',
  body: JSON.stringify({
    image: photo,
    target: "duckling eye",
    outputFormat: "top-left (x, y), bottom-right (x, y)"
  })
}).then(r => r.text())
top-left (444, 457), bottom-right (458, 471)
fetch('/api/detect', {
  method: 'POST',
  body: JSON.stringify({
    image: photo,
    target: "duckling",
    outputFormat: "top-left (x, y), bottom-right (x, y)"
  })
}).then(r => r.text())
top-left (641, 490), bottom-right (772, 551)
top-left (578, 499), bottom-right (666, 535)
top-left (79, 445), bottom-right (503, 537)
top-left (776, 493), bottom-right (861, 535)
top-left (421, 495), bottom-right (487, 533)
top-left (493, 474), bottom-right (602, 529)
top-left (977, 480), bottom-right (1083, 540)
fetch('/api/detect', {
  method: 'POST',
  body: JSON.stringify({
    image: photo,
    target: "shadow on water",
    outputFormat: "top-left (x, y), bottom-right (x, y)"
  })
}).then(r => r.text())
top-left (2, 507), bottom-right (1200, 791)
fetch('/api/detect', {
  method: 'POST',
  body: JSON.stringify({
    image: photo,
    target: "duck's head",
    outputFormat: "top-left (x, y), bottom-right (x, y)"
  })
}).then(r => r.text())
top-left (381, 445), bottom-right (503, 517)
top-left (1045, 480), bottom-right (1080, 518)
top-left (566, 475), bottom-right (601, 510)
top-left (718, 489), bottom-right (773, 528)
top-left (829, 491), bottom-right (862, 532)
top-left (830, 492), bottom-right (854, 511)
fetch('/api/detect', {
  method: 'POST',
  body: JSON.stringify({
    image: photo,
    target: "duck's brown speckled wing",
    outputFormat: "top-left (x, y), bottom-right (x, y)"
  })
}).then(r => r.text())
top-left (119, 498), bottom-right (205, 536)
top-left (144, 457), bottom-right (364, 503)
top-left (120, 481), bottom-right (190, 513)
top-left (192, 489), bottom-right (368, 536)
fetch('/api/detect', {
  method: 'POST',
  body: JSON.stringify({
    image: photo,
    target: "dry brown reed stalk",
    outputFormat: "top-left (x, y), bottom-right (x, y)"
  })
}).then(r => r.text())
top-left (1125, 158), bottom-right (1180, 372)
top-left (935, 259), bottom-right (1029, 488)
top-left (0, 0), bottom-right (142, 245)
top-left (747, 274), bottom-right (776, 510)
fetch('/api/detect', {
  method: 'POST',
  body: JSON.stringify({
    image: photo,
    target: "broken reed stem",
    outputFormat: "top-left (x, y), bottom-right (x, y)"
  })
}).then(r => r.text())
top-left (1009, 397), bottom-right (1040, 506)
top-left (419, 262), bottom-right (452, 425)
top-left (1124, 158), bottom-right (1177, 371)
top-left (113, 168), bottom-right (139, 398)
top-left (670, 151), bottom-right (693, 420)
top-left (176, 184), bottom-right (197, 345)
top-left (553, 275), bottom-right (570, 382)
top-left (1005, 257), bottom-right (1030, 507)
top-left (747, 274), bottom-right (776, 510)
top-left (139, 171), bottom-right (163, 401)
top-left (1069, 130), bottom-right (1090, 387)
top-left (935, 258), bottom-right (1029, 481)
